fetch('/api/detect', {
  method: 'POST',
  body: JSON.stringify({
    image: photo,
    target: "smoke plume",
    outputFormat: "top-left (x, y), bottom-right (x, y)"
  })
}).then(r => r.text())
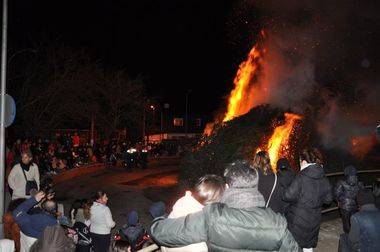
top-left (230, 0), bottom-right (379, 155)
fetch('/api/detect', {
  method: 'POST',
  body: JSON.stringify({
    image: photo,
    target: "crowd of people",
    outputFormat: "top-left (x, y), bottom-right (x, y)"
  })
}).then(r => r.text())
top-left (1, 146), bottom-right (380, 252)
top-left (5, 133), bottom-right (120, 176)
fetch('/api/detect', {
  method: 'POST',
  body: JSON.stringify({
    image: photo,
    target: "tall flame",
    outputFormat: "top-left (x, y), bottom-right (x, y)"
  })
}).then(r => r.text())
top-left (223, 31), bottom-right (265, 122)
top-left (258, 113), bottom-right (302, 171)
top-left (203, 31), bottom-right (302, 169)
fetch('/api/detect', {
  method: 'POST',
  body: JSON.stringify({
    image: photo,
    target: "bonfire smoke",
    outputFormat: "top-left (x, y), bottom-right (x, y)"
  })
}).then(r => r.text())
top-left (229, 0), bottom-right (379, 156)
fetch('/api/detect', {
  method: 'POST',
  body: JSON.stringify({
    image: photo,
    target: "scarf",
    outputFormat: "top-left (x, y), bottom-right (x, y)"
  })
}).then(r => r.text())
top-left (20, 162), bottom-right (31, 172)
top-left (220, 187), bottom-right (265, 211)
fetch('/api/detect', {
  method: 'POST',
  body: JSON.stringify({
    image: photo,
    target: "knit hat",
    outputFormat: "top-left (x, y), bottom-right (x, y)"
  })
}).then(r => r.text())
top-left (149, 201), bottom-right (166, 219)
top-left (128, 210), bottom-right (139, 226)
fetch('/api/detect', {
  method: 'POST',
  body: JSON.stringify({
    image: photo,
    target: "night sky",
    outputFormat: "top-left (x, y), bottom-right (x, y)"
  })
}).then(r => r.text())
top-left (8, 0), bottom-right (259, 118)
top-left (7, 0), bottom-right (379, 119)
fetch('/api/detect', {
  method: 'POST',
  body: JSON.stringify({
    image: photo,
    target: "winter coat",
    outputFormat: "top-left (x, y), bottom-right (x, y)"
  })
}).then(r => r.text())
top-left (277, 168), bottom-right (296, 214)
top-left (13, 197), bottom-right (57, 239)
top-left (258, 169), bottom-right (283, 213)
top-left (90, 202), bottom-right (115, 235)
top-left (3, 212), bottom-right (21, 251)
top-left (8, 163), bottom-right (40, 200)
top-left (335, 179), bottom-right (360, 212)
top-left (150, 203), bottom-right (299, 252)
top-left (283, 164), bottom-right (333, 248)
top-left (162, 191), bottom-right (207, 252)
top-left (348, 204), bottom-right (380, 252)
top-left (335, 166), bottom-right (361, 212)
top-left (29, 225), bottom-right (76, 252)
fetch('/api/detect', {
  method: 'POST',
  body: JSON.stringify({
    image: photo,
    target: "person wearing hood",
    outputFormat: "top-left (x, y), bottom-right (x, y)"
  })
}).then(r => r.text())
top-left (335, 165), bottom-right (362, 233)
top-left (150, 160), bottom-right (299, 252)
top-left (283, 148), bottom-right (333, 252)
top-left (8, 150), bottom-right (40, 200)
top-left (276, 158), bottom-right (296, 214)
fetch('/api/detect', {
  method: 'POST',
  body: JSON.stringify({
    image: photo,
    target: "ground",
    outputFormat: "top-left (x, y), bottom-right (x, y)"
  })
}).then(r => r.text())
top-left (54, 157), bottom-right (342, 252)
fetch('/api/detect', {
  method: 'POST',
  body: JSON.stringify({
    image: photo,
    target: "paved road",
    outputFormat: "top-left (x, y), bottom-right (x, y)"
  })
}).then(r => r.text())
top-left (54, 157), bottom-right (342, 252)
top-left (55, 158), bottom-right (180, 231)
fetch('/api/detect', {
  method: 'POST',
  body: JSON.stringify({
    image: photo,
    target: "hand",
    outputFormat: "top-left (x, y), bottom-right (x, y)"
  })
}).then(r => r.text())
top-left (35, 191), bottom-right (46, 202)
top-left (47, 192), bottom-right (55, 200)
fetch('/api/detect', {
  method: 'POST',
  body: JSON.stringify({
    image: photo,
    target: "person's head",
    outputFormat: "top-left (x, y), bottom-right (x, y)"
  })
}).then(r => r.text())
top-left (193, 174), bottom-right (225, 205)
top-left (224, 160), bottom-right (259, 188)
top-left (357, 189), bottom-right (375, 209)
top-left (94, 190), bottom-right (108, 205)
top-left (253, 151), bottom-right (272, 174)
top-left (344, 165), bottom-right (358, 185)
top-left (111, 240), bottom-right (131, 252)
top-left (127, 210), bottom-right (139, 226)
top-left (21, 150), bottom-right (33, 165)
top-left (276, 158), bottom-right (292, 172)
top-left (299, 147), bottom-right (324, 167)
top-left (7, 198), bottom-right (26, 213)
top-left (41, 200), bottom-right (58, 216)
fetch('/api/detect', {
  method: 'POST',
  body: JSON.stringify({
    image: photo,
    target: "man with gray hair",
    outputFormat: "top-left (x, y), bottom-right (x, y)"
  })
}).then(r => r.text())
top-left (150, 159), bottom-right (299, 252)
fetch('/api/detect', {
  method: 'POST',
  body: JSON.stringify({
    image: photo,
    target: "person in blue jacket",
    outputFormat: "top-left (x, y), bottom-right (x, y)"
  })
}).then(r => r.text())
top-left (13, 191), bottom-right (58, 239)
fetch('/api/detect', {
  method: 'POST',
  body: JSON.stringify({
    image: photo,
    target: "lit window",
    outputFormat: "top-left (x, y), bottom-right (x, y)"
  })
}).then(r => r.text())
top-left (173, 118), bottom-right (184, 127)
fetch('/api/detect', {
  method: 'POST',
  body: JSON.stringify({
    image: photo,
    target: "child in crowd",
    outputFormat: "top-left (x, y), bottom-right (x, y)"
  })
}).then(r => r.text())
top-left (117, 210), bottom-right (149, 252)
top-left (162, 174), bottom-right (225, 252)
top-left (111, 240), bottom-right (131, 252)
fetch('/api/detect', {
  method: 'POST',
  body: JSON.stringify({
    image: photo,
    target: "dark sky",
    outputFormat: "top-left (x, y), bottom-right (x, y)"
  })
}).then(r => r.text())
top-left (7, 0), bottom-right (379, 120)
top-left (8, 0), bottom-right (259, 118)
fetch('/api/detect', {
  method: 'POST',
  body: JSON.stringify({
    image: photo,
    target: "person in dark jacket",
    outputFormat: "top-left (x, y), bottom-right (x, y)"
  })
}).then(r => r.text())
top-left (335, 165), bottom-right (362, 233)
top-left (150, 160), bottom-right (299, 252)
top-left (276, 158), bottom-right (295, 214)
top-left (283, 148), bottom-right (333, 252)
top-left (254, 151), bottom-right (283, 213)
top-left (338, 189), bottom-right (380, 252)
top-left (13, 191), bottom-right (57, 239)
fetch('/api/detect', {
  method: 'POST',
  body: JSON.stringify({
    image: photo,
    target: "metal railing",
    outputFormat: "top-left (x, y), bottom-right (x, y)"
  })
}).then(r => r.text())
top-left (321, 169), bottom-right (380, 214)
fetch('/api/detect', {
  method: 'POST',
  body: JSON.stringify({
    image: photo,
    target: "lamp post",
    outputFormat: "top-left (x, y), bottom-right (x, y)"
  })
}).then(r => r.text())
top-left (0, 0), bottom-right (8, 238)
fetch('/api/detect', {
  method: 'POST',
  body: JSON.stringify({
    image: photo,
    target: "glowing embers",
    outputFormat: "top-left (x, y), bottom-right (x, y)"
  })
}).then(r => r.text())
top-left (257, 113), bottom-right (302, 172)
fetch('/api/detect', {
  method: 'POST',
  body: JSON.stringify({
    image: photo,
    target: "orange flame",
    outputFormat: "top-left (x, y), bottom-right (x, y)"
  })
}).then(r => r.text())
top-left (257, 113), bottom-right (302, 171)
top-left (203, 122), bottom-right (215, 137)
top-left (223, 43), bottom-right (263, 122)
